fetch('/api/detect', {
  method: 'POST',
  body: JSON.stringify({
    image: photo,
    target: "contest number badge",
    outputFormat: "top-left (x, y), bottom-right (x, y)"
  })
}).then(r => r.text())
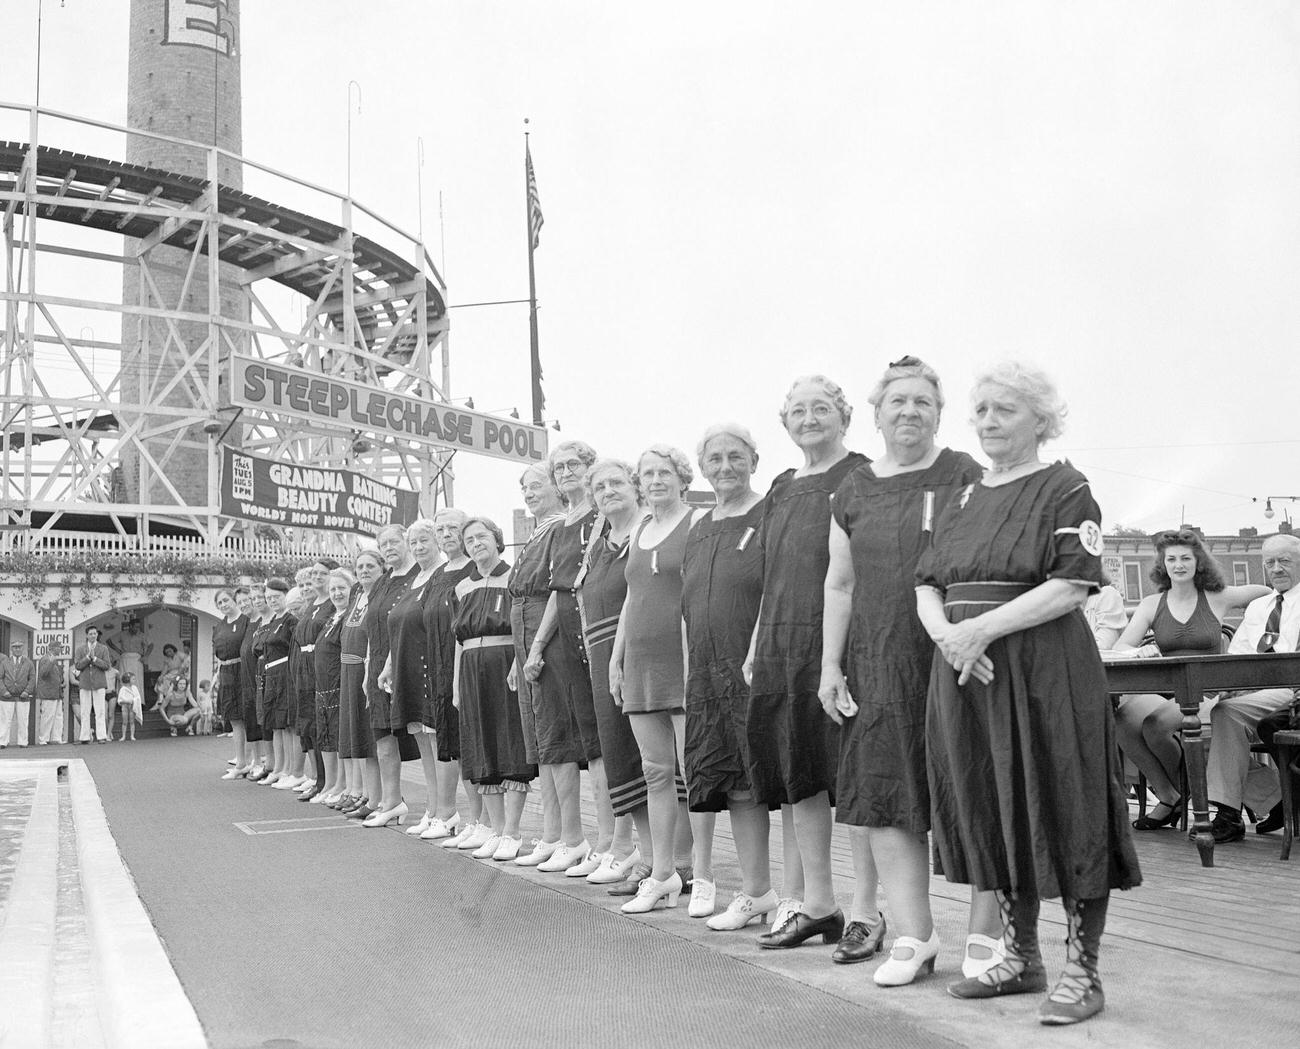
top-left (1078, 520), bottom-right (1104, 557)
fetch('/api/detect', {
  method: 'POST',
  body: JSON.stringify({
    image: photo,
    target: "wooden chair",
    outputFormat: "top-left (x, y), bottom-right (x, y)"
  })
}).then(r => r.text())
top-left (1271, 730), bottom-right (1300, 861)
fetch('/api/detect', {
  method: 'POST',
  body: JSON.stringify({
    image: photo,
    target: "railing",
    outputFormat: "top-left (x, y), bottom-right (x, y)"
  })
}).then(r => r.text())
top-left (0, 529), bottom-right (349, 564)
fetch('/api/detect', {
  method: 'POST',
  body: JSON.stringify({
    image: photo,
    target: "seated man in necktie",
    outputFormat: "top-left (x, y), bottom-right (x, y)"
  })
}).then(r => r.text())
top-left (1207, 533), bottom-right (1300, 843)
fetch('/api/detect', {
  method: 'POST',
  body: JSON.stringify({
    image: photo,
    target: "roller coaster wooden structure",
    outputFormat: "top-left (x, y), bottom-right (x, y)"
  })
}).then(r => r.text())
top-left (0, 102), bottom-right (452, 552)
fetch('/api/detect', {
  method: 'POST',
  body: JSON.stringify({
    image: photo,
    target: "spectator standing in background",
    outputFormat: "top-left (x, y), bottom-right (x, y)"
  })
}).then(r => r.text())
top-left (0, 641), bottom-right (36, 747)
top-left (75, 627), bottom-right (113, 744)
top-left (35, 641), bottom-right (65, 745)
top-left (116, 672), bottom-right (143, 741)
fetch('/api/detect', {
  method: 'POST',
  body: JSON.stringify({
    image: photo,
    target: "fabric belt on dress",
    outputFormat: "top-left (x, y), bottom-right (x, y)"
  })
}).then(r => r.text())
top-left (265, 657), bottom-right (289, 669)
top-left (299, 644), bottom-right (315, 653)
top-left (461, 636), bottom-right (514, 651)
top-left (340, 654), bottom-right (365, 665)
top-left (216, 657), bottom-right (242, 667)
top-left (942, 581), bottom-right (1034, 611)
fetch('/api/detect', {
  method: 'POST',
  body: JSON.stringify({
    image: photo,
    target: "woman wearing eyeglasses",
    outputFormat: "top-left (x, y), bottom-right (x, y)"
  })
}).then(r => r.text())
top-left (1110, 529), bottom-right (1268, 829)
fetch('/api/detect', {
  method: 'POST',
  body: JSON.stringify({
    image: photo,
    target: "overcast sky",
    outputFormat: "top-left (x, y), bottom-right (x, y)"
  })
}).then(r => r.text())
top-left (4, 1), bottom-right (1300, 536)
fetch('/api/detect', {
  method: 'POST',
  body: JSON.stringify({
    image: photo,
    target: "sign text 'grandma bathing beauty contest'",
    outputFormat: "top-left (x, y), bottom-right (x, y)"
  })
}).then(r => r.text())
top-left (230, 354), bottom-right (549, 465)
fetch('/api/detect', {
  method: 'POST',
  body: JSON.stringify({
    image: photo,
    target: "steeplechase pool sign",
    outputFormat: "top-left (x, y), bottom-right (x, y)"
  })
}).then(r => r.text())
top-left (230, 355), bottom-right (548, 464)
top-left (220, 447), bottom-right (420, 535)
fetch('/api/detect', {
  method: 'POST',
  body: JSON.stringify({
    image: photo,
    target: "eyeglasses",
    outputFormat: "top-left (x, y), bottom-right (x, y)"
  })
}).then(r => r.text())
top-left (553, 459), bottom-right (585, 475)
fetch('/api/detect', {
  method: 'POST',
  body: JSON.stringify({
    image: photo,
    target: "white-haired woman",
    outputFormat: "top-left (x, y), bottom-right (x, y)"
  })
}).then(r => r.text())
top-left (746, 376), bottom-right (867, 950)
top-left (313, 568), bottom-right (354, 807)
top-left (576, 459), bottom-right (652, 889)
top-left (452, 516), bottom-right (537, 859)
top-left (820, 357), bottom-right (1000, 986)
top-left (361, 524), bottom-right (419, 820)
top-left (405, 512), bottom-right (473, 842)
top-left (916, 362), bottom-right (1140, 1024)
top-left (505, 465), bottom-right (567, 856)
top-left (609, 444), bottom-right (700, 913)
top-left (682, 424), bottom-right (777, 928)
top-left (517, 440), bottom-right (610, 873)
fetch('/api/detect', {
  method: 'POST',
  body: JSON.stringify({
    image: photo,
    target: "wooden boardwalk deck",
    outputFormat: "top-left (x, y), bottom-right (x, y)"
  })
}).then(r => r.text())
top-left (459, 771), bottom-right (1300, 1049)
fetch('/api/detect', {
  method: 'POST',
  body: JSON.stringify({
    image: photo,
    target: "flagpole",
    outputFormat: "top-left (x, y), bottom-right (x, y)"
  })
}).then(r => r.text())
top-left (525, 119), bottom-right (544, 426)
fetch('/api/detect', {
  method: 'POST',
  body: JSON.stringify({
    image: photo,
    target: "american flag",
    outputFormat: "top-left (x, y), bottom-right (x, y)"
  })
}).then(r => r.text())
top-left (526, 142), bottom-right (544, 250)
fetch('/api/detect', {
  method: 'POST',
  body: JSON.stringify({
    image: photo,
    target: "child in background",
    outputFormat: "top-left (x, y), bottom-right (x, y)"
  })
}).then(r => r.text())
top-left (116, 672), bottom-right (142, 741)
top-left (196, 679), bottom-right (214, 736)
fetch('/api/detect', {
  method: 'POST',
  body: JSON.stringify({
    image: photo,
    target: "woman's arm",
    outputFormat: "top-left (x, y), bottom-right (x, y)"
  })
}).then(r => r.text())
top-left (817, 518), bottom-right (857, 725)
top-left (376, 653), bottom-right (394, 692)
top-left (608, 604), bottom-right (629, 707)
top-left (915, 586), bottom-right (991, 685)
top-left (451, 642), bottom-right (462, 708)
top-left (741, 596), bottom-right (764, 687)
top-left (523, 592), bottom-right (560, 683)
top-left (936, 579), bottom-right (1090, 684)
top-left (1217, 584), bottom-right (1272, 611)
top-left (1113, 594), bottom-right (1159, 653)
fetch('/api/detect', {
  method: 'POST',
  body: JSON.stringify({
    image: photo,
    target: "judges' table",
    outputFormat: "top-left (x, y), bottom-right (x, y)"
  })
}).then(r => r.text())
top-left (1104, 651), bottom-right (1300, 867)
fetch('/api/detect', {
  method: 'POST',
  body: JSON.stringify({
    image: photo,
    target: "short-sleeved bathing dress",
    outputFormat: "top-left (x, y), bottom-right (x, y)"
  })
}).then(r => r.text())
top-left (455, 561), bottom-right (537, 787)
top-left (213, 613), bottom-right (248, 727)
top-left (239, 617), bottom-right (265, 743)
top-left (313, 610), bottom-right (345, 753)
top-left (918, 461), bottom-right (1142, 899)
top-left (508, 513), bottom-right (567, 764)
top-left (681, 502), bottom-right (764, 812)
top-left (577, 520), bottom-right (656, 815)
top-left (338, 591), bottom-right (375, 760)
top-left (830, 448), bottom-right (983, 831)
top-left (538, 508), bottom-right (602, 760)
top-left (747, 453), bottom-right (868, 806)
top-left (256, 613), bottom-right (297, 731)
top-left (621, 511), bottom-right (693, 714)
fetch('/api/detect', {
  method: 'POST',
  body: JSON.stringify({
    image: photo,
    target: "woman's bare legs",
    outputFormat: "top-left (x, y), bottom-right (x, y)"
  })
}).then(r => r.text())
top-left (1115, 694), bottom-right (1182, 804)
top-left (362, 756), bottom-right (381, 804)
top-left (536, 766), bottom-right (560, 842)
top-left (791, 793), bottom-right (835, 917)
top-left (588, 757), bottom-right (616, 854)
top-left (375, 735), bottom-right (403, 811)
top-left (434, 758), bottom-right (461, 821)
top-left (847, 826), bottom-right (881, 924)
top-left (780, 804), bottom-right (806, 901)
top-left (868, 826), bottom-right (930, 937)
top-left (550, 762), bottom-right (585, 846)
top-left (629, 713), bottom-right (680, 882)
top-left (413, 733), bottom-right (438, 816)
top-left (728, 795), bottom-right (773, 898)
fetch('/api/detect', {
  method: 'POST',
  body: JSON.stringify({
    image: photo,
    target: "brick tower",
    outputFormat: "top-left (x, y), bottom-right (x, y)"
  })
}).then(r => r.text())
top-left (119, 0), bottom-right (247, 509)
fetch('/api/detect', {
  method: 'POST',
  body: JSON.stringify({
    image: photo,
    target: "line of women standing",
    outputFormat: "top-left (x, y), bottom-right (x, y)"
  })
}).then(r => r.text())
top-left (211, 356), bottom-right (1136, 1028)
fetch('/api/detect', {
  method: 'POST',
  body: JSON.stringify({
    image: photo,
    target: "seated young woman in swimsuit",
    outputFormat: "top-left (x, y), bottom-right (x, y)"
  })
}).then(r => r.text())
top-left (1111, 529), bottom-right (1269, 828)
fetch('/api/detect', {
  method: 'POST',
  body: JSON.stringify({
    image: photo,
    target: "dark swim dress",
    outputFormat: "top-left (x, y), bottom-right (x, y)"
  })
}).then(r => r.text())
top-left (747, 452), bottom-right (868, 807)
top-left (538, 508), bottom-right (602, 762)
top-left (918, 462), bottom-right (1142, 899)
top-left (363, 565), bottom-right (416, 738)
top-left (578, 522), bottom-right (655, 816)
top-left (831, 449), bottom-right (983, 831)
top-left (313, 611), bottom-right (345, 753)
top-left (338, 592), bottom-right (375, 760)
top-left (681, 502), bottom-right (764, 811)
top-left (1150, 590), bottom-right (1223, 656)
top-left (621, 512), bottom-right (693, 714)
top-left (293, 600), bottom-right (333, 748)
top-left (239, 618), bottom-right (265, 743)
top-left (455, 561), bottom-right (536, 786)
top-left (427, 560), bottom-right (476, 761)
top-left (213, 614), bottom-right (248, 725)
top-left (509, 513), bottom-right (564, 763)
top-left (256, 613), bottom-right (297, 731)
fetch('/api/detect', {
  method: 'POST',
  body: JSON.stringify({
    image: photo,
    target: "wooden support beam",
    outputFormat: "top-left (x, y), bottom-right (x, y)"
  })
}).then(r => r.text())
top-left (80, 177), bottom-right (121, 221)
top-left (42, 168), bottom-right (77, 215)
top-left (115, 186), bottom-right (165, 230)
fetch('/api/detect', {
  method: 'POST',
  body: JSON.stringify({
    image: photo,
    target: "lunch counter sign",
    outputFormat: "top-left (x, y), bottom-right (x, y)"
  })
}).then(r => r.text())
top-left (231, 355), bottom-right (548, 464)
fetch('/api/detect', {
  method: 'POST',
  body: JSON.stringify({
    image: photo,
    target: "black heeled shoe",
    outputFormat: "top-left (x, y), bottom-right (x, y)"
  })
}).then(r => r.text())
top-left (1133, 796), bottom-right (1182, 830)
top-left (757, 908), bottom-right (845, 950)
top-left (346, 803), bottom-right (375, 820)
